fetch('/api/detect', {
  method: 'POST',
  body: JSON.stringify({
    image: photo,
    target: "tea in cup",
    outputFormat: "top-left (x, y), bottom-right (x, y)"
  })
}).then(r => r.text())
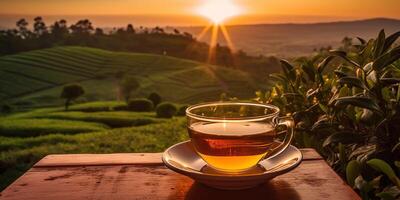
top-left (186, 102), bottom-right (294, 172)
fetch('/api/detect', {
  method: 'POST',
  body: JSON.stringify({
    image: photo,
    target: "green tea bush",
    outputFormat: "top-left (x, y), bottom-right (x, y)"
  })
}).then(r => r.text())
top-left (36, 111), bottom-right (157, 128)
top-left (177, 105), bottom-right (188, 116)
top-left (147, 92), bottom-right (162, 106)
top-left (68, 101), bottom-right (126, 112)
top-left (112, 104), bottom-right (128, 111)
top-left (128, 98), bottom-right (154, 112)
top-left (260, 30), bottom-right (400, 200)
top-left (156, 103), bottom-right (177, 118)
top-left (0, 119), bottom-right (109, 137)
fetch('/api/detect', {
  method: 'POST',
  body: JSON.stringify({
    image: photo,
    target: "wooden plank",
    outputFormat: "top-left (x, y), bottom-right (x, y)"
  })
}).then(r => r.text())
top-left (0, 160), bottom-right (360, 200)
top-left (34, 153), bottom-right (163, 168)
top-left (34, 149), bottom-right (323, 167)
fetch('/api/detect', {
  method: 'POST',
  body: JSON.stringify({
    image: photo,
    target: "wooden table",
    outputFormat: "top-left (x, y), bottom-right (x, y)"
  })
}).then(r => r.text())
top-left (0, 149), bottom-right (360, 200)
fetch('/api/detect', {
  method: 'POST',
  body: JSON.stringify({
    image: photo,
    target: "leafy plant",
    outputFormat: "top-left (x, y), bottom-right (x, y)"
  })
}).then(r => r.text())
top-left (261, 29), bottom-right (400, 199)
top-left (156, 102), bottom-right (177, 118)
top-left (127, 98), bottom-right (154, 112)
top-left (60, 84), bottom-right (85, 111)
top-left (148, 93), bottom-right (162, 107)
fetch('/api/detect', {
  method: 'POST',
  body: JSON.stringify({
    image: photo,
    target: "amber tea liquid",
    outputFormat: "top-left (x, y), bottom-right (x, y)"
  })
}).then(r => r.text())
top-left (189, 122), bottom-right (278, 172)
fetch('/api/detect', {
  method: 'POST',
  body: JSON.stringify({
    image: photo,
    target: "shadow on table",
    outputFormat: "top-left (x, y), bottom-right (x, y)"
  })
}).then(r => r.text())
top-left (184, 181), bottom-right (300, 200)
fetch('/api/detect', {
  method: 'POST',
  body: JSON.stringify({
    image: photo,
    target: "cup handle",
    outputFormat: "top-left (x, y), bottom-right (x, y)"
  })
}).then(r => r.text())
top-left (265, 116), bottom-right (295, 160)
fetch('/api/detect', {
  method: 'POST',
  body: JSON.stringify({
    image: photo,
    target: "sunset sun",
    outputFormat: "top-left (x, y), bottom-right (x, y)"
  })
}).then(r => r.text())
top-left (196, 0), bottom-right (242, 24)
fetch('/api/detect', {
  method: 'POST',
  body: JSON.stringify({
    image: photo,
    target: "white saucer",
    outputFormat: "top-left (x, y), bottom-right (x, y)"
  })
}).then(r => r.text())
top-left (162, 140), bottom-right (302, 190)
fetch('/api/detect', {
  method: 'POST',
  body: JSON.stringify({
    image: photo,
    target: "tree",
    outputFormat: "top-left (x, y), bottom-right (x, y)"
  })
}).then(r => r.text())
top-left (119, 76), bottom-right (140, 102)
top-left (147, 92), bottom-right (162, 106)
top-left (60, 84), bottom-right (84, 110)
top-left (94, 28), bottom-right (104, 36)
top-left (173, 29), bottom-right (180, 35)
top-left (51, 19), bottom-right (69, 40)
top-left (33, 16), bottom-right (48, 37)
top-left (152, 26), bottom-right (164, 34)
top-left (70, 19), bottom-right (93, 35)
top-left (126, 24), bottom-right (135, 34)
top-left (16, 18), bottom-right (30, 39)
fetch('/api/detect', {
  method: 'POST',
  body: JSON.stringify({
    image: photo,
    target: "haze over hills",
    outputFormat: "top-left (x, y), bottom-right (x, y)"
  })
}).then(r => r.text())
top-left (1, 17), bottom-right (399, 57)
top-left (176, 18), bottom-right (400, 57)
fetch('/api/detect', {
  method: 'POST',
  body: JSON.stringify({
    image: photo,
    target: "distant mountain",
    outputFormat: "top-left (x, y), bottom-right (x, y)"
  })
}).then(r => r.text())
top-left (175, 18), bottom-right (400, 57)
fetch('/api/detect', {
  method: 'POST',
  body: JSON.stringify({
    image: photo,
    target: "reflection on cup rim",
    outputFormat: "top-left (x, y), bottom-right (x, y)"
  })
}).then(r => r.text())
top-left (186, 101), bottom-right (280, 122)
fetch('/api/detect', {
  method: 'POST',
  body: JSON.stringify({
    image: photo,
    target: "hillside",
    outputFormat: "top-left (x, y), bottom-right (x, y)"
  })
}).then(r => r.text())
top-left (0, 46), bottom-right (258, 108)
top-left (177, 18), bottom-right (400, 57)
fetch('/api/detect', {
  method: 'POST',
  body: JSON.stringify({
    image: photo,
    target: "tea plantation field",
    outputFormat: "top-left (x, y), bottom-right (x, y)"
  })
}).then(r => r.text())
top-left (0, 101), bottom-right (189, 190)
top-left (0, 46), bottom-right (257, 109)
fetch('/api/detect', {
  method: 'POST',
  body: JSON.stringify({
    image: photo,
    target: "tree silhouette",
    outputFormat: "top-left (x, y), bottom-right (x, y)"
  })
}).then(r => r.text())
top-left (126, 24), bottom-right (135, 34)
top-left (173, 29), bottom-right (180, 35)
top-left (152, 26), bottom-right (164, 34)
top-left (94, 28), bottom-right (104, 36)
top-left (60, 84), bottom-right (85, 110)
top-left (33, 16), bottom-right (48, 37)
top-left (70, 19), bottom-right (93, 35)
top-left (50, 19), bottom-right (69, 40)
top-left (119, 76), bottom-right (140, 102)
top-left (16, 18), bottom-right (30, 39)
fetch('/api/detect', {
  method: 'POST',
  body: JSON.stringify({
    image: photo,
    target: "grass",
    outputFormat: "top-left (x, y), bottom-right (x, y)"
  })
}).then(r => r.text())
top-left (0, 46), bottom-right (257, 108)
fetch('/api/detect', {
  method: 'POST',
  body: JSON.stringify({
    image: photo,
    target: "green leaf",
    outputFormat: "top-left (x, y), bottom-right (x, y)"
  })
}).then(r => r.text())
top-left (333, 96), bottom-right (382, 115)
top-left (366, 70), bottom-right (378, 88)
top-left (397, 85), bottom-right (400, 101)
top-left (311, 115), bottom-right (336, 131)
top-left (280, 59), bottom-right (296, 81)
top-left (377, 192), bottom-right (396, 200)
top-left (319, 103), bottom-right (328, 113)
top-left (377, 186), bottom-right (400, 200)
top-left (360, 39), bottom-right (375, 59)
top-left (323, 131), bottom-right (364, 147)
top-left (357, 37), bottom-right (366, 45)
top-left (360, 109), bottom-right (375, 125)
top-left (338, 85), bottom-right (350, 97)
top-left (367, 159), bottom-right (400, 188)
top-left (373, 46), bottom-right (400, 71)
top-left (334, 70), bottom-right (347, 78)
top-left (301, 64), bottom-right (316, 82)
top-left (395, 161), bottom-right (400, 169)
top-left (374, 29), bottom-right (386, 59)
top-left (381, 87), bottom-right (391, 102)
top-left (380, 78), bottom-right (400, 86)
top-left (383, 31), bottom-right (400, 52)
top-left (337, 77), bottom-right (366, 89)
top-left (269, 73), bottom-right (287, 82)
top-left (317, 56), bottom-right (335, 74)
top-left (346, 160), bottom-right (361, 187)
top-left (363, 62), bottom-right (374, 74)
top-left (330, 50), bottom-right (360, 67)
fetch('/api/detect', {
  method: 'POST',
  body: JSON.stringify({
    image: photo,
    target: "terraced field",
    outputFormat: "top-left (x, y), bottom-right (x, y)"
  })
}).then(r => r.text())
top-left (0, 46), bottom-right (257, 108)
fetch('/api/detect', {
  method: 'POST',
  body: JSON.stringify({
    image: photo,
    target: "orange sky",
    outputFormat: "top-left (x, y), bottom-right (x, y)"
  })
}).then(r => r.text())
top-left (0, 0), bottom-right (399, 25)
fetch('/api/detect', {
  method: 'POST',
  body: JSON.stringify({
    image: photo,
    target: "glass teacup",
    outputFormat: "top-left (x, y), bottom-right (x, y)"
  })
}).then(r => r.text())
top-left (186, 102), bottom-right (294, 172)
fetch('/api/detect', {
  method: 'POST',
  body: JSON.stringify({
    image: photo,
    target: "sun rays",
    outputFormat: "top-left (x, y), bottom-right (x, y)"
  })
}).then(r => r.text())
top-left (195, 0), bottom-right (242, 64)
